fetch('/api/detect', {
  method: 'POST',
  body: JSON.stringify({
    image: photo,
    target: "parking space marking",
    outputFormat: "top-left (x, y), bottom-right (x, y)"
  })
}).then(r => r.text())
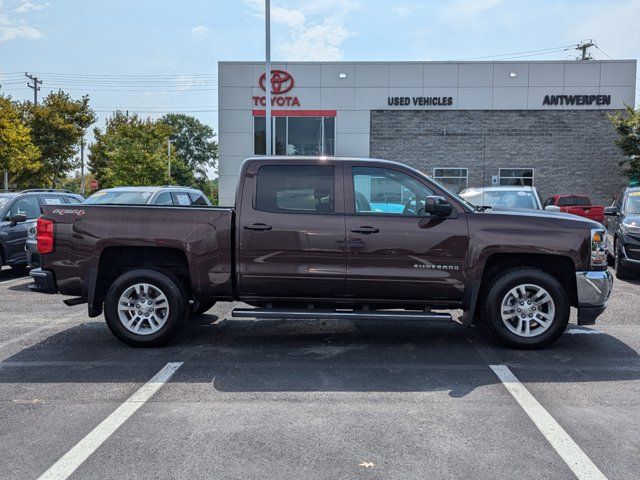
top-left (566, 328), bottom-right (603, 335)
top-left (0, 275), bottom-right (30, 286)
top-left (490, 364), bottom-right (607, 480)
top-left (37, 361), bottom-right (183, 480)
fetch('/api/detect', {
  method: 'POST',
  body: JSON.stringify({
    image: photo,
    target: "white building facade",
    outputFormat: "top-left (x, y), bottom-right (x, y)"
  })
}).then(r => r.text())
top-left (218, 60), bottom-right (637, 206)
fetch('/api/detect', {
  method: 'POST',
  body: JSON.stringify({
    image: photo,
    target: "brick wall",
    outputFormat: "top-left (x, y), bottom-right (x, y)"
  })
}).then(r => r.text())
top-left (369, 110), bottom-right (627, 205)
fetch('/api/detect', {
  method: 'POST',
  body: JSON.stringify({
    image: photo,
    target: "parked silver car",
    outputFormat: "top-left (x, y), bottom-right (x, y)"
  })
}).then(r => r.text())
top-left (459, 186), bottom-right (543, 210)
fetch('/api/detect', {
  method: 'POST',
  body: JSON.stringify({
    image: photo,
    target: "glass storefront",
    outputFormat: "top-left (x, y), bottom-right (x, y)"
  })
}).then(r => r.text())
top-left (254, 116), bottom-right (335, 156)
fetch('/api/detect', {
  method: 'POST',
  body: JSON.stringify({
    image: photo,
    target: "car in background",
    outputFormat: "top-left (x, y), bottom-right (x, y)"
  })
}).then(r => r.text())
top-left (85, 186), bottom-right (212, 206)
top-left (543, 195), bottom-right (605, 223)
top-left (459, 186), bottom-right (543, 210)
top-left (0, 189), bottom-right (83, 270)
top-left (604, 187), bottom-right (640, 279)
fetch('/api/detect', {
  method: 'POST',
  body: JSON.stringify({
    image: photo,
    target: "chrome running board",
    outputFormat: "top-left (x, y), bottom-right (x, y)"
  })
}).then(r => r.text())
top-left (231, 308), bottom-right (452, 322)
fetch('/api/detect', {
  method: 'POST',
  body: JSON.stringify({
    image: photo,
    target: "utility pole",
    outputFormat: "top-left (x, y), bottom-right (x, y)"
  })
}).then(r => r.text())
top-left (265, 0), bottom-right (272, 156)
top-left (80, 138), bottom-right (85, 196)
top-left (167, 139), bottom-right (172, 180)
top-left (3, 170), bottom-right (8, 192)
top-left (25, 72), bottom-right (42, 104)
top-left (576, 40), bottom-right (595, 61)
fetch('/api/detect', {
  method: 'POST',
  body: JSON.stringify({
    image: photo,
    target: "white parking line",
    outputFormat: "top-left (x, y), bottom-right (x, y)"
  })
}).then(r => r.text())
top-left (566, 328), bottom-right (603, 335)
top-left (37, 362), bottom-right (183, 480)
top-left (490, 365), bottom-right (607, 480)
top-left (0, 275), bottom-right (29, 286)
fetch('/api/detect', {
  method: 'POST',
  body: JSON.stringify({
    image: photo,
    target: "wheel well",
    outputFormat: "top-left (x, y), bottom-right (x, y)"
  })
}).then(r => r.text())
top-left (479, 253), bottom-right (578, 306)
top-left (95, 246), bottom-right (190, 307)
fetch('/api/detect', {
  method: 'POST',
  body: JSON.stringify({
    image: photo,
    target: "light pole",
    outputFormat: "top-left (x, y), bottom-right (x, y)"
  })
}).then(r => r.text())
top-left (167, 139), bottom-right (172, 181)
top-left (265, 0), bottom-right (272, 156)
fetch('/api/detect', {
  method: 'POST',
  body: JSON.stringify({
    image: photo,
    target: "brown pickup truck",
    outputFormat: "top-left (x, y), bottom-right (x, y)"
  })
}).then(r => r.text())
top-left (30, 157), bottom-right (613, 348)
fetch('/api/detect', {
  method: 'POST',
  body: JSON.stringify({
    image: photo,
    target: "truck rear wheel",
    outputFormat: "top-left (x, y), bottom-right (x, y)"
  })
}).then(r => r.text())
top-left (104, 269), bottom-right (188, 347)
top-left (481, 267), bottom-right (569, 348)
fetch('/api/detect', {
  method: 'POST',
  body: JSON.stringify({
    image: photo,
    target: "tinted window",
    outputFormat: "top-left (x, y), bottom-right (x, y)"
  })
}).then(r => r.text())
top-left (256, 165), bottom-right (334, 214)
top-left (557, 196), bottom-right (591, 207)
top-left (189, 192), bottom-right (209, 206)
top-left (154, 192), bottom-right (173, 205)
top-left (353, 167), bottom-right (434, 216)
top-left (8, 196), bottom-right (40, 219)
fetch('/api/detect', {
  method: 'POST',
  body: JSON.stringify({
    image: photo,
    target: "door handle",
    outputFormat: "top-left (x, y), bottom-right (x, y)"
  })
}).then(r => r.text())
top-left (350, 226), bottom-right (379, 234)
top-left (244, 223), bottom-right (272, 231)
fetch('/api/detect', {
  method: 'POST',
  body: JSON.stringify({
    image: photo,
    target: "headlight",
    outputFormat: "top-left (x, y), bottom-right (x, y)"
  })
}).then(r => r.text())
top-left (591, 228), bottom-right (607, 268)
top-left (621, 221), bottom-right (640, 235)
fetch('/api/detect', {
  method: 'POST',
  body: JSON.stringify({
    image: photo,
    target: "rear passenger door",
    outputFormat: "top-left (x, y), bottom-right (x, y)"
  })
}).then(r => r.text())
top-left (237, 162), bottom-right (346, 299)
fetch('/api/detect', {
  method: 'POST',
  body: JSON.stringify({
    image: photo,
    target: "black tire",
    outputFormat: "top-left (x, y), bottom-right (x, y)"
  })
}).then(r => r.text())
top-left (191, 300), bottom-right (216, 316)
top-left (481, 267), bottom-right (570, 349)
top-left (614, 240), bottom-right (633, 280)
top-left (104, 269), bottom-right (188, 347)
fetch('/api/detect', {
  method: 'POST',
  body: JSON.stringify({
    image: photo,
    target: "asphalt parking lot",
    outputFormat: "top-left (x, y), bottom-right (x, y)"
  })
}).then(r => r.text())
top-left (0, 266), bottom-right (639, 480)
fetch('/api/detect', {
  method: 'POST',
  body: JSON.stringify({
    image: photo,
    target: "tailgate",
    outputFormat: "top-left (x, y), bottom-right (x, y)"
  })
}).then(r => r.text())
top-left (564, 206), bottom-right (604, 222)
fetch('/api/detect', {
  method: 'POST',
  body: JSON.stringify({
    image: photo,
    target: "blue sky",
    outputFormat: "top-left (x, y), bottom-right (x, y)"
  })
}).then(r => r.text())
top-left (1, 0), bottom-right (639, 146)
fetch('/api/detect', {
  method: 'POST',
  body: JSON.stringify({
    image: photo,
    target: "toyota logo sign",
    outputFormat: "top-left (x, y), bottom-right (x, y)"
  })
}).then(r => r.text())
top-left (259, 70), bottom-right (295, 94)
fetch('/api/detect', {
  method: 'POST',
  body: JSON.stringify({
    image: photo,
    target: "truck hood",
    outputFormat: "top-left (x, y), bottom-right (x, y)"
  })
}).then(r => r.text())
top-left (482, 206), bottom-right (603, 228)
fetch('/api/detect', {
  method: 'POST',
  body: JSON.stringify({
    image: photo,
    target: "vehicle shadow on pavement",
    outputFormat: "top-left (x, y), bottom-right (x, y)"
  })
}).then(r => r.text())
top-left (1, 311), bottom-right (639, 398)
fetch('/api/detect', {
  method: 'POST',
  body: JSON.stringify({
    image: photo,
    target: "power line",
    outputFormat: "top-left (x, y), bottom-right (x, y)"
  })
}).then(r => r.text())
top-left (458, 44), bottom-right (576, 61)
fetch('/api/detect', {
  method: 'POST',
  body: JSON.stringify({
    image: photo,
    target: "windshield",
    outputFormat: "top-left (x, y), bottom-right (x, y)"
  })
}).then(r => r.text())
top-left (420, 173), bottom-right (475, 212)
top-left (626, 193), bottom-right (640, 214)
top-left (463, 190), bottom-right (539, 210)
top-left (0, 194), bottom-right (14, 211)
top-left (557, 196), bottom-right (591, 207)
top-left (85, 190), bottom-right (153, 205)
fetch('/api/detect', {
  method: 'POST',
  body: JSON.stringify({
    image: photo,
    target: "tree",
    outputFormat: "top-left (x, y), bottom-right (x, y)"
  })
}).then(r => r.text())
top-left (160, 114), bottom-right (218, 185)
top-left (610, 106), bottom-right (640, 184)
top-left (89, 112), bottom-right (189, 188)
top-left (0, 96), bottom-right (41, 188)
top-left (21, 91), bottom-right (96, 187)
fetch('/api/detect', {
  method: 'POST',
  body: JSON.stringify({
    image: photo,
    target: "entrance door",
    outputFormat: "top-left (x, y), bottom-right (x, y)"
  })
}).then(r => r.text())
top-left (345, 165), bottom-right (469, 302)
top-left (237, 162), bottom-right (346, 299)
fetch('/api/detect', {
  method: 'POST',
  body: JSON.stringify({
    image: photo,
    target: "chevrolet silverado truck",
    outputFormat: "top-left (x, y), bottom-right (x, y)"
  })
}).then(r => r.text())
top-left (30, 157), bottom-right (613, 348)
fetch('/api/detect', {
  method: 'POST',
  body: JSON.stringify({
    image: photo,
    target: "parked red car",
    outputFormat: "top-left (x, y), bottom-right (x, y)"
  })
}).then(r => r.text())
top-left (544, 195), bottom-right (605, 223)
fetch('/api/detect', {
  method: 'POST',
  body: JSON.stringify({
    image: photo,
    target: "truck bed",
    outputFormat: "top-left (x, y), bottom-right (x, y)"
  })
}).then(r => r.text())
top-left (40, 204), bottom-right (235, 300)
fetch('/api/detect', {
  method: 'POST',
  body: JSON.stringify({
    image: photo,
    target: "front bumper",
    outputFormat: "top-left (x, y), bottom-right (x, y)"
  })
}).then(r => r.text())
top-left (29, 268), bottom-right (58, 294)
top-left (575, 270), bottom-right (613, 325)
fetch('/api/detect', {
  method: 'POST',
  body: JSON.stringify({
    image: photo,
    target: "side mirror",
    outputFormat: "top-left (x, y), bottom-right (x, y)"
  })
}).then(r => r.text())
top-left (603, 206), bottom-right (619, 217)
top-left (424, 196), bottom-right (452, 217)
top-left (9, 213), bottom-right (27, 226)
top-left (545, 205), bottom-right (561, 212)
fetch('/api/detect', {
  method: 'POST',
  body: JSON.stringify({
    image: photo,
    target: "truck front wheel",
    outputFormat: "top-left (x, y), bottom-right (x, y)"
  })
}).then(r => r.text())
top-left (104, 269), bottom-right (188, 347)
top-left (481, 268), bottom-right (570, 348)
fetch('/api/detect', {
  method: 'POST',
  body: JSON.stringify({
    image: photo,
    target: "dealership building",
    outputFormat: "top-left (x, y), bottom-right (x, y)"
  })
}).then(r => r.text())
top-left (217, 60), bottom-right (637, 206)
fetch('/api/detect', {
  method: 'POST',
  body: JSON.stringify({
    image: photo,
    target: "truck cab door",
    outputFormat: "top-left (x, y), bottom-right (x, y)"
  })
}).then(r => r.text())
top-left (237, 161), bottom-right (346, 299)
top-left (345, 164), bottom-right (469, 303)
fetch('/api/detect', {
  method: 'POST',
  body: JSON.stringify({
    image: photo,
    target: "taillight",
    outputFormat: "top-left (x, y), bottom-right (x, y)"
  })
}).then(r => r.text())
top-left (37, 218), bottom-right (54, 254)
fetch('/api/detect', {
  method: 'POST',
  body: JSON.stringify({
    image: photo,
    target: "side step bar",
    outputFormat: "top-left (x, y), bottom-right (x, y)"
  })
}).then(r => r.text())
top-left (232, 308), bottom-right (452, 322)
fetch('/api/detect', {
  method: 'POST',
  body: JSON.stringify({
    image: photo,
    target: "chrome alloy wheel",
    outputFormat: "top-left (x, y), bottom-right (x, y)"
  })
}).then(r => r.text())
top-left (117, 283), bottom-right (170, 335)
top-left (500, 284), bottom-right (555, 338)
